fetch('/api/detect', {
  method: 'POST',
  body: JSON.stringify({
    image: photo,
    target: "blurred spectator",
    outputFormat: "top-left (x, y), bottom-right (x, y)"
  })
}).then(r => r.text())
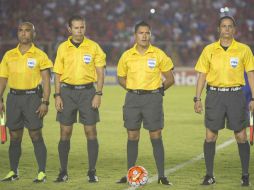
top-left (0, 0), bottom-right (254, 66)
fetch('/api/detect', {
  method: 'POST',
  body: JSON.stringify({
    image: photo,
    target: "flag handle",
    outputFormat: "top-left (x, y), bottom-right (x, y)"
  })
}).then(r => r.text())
top-left (249, 111), bottom-right (253, 145)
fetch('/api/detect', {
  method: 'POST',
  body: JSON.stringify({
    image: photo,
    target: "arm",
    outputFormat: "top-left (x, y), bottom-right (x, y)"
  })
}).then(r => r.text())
top-left (41, 69), bottom-right (51, 102)
top-left (161, 70), bottom-right (174, 90)
top-left (91, 66), bottom-right (105, 109)
top-left (54, 73), bottom-right (63, 112)
top-left (118, 76), bottom-right (127, 89)
top-left (194, 72), bottom-right (207, 114)
top-left (36, 69), bottom-right (51, 118)
top-left (95, 66), bottom-right (104, 92)
top-left (54, 73), bottom-right (61, 94)
top-left (0, 78), bottom-right (7, 114)
top-left (247, 71), bottom-right (254, 112)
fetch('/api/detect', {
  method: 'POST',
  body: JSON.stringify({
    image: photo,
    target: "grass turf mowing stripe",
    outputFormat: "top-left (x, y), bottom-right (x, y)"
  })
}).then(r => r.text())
top-left (124, 137), bottom-right (235, 190)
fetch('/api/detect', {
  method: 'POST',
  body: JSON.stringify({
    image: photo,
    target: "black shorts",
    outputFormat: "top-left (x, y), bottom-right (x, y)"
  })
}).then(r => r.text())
top-left (6, 93), bottom-right (42, 130)
top-left (123, 92), bottom-right (164, 131)
top-left (205, 90), bottom-right (248, 131)
top-left (56, 86), bottom-right (99, 126)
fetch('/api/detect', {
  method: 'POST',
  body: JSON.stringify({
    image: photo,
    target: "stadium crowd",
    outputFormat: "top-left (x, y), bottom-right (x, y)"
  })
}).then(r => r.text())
top-left (0, 0), bottom-right (254, 66)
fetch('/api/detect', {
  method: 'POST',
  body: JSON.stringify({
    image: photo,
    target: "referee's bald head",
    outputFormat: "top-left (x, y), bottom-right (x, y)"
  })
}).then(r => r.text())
top-left (18, 22), bottom-right (35, 32)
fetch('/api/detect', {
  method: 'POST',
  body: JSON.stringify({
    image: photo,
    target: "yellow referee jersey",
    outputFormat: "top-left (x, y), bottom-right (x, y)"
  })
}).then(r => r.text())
top-left (53, 37), bottom-right (106, 85)
top-left (195, 39), bottom-right (254, 87)
top-left (117, 44), bottom-right (173, 90)
top-left (0, 44), bottom-right (53, 89)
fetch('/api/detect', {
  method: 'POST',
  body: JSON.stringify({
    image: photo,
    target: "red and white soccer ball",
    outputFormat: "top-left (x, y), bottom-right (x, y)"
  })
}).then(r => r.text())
top-left (127, 166), bottom-right (148, 187)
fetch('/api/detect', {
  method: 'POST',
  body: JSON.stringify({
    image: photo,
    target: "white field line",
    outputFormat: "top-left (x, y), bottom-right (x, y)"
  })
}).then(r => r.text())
top-left (124, 137), bottom-right (235, 190)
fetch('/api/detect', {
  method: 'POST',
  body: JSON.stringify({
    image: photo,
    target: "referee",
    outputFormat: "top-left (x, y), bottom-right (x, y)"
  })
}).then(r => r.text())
top-left (0, 22), bottom-right (52, 182)
top-left (116, 21), bottom-right (174, 185)
top-left (53, 15), bottom-right (106, 183)
top-left (194, 12), bottom-right (254, 186)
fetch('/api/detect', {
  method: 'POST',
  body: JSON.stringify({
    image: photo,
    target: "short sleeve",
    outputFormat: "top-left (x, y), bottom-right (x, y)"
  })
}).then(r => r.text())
top-left (94, 44), bottom-right (106, 67)
top-left (195, 47), bottom-right (210, 73)
top-left (40, 52), bottom-right (53, 70)
top-left (159, 51), bottom-right (174, 72)
top-left (117, 53), bottom-right (127, 77)
top-left (0, 54), bottom-right (9, 78)
top-left (53, 45), bottom-right (64, 74)
top-left (244, 46), bottom-right (254, 72)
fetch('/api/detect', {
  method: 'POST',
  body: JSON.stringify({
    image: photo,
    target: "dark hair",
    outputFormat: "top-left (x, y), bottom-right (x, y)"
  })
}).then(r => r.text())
top-left (134, 21), bottom-right (151, 33)
top-left (218, 16), bottom-right (236, 26)
top-left (68, 15), bottom-right (84, 27)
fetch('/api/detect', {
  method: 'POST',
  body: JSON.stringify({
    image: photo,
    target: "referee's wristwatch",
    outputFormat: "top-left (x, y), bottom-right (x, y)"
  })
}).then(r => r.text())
top-left (53, 93), bottom-right (61, 98)
top-left (95, 91), bottom-right (103, 96)
top-left (193, 97), bottom-right (201, 103)
top-left (42, 100), bottom-right (50, 106)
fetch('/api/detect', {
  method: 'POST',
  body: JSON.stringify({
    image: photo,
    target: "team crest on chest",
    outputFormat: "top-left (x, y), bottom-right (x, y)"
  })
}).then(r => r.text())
top-left (147, 59), bottom-right (156, 68)
top-left (27, 58), bottom-right (37, 68)
top-left (83, 54), bottom-right (92, 64)
top-left (230, 57), bottom-right (239, 68)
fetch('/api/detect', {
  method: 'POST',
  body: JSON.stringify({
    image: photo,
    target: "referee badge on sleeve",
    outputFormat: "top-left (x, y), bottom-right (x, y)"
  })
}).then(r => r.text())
top-left (230, 57), bottom-right (239, 68)
top-left (27, 58), bottom-right (37, 68)
top-left (83, 54), bottom-right (92, 64)
top-left (147, 59), bottom-right (156, 69)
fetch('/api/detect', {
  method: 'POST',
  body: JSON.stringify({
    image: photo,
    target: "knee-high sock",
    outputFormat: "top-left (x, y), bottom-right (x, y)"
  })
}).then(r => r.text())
top-left (238, 142), bottom-right (250, 175)
top-left (127, 140), bottom-right (139, 170)
top-left (87, 139), bottom-right (99, 170)
top-left (32, 138), bottom-right (47, 172)
top-left (204, 141), bottom-right (216, 176)
top-left (9, 140), bottom-right (22, 174)
top-left (151, 138), bottom-right (164, 177)
top-left (58, 140), bottom-right (70, 172)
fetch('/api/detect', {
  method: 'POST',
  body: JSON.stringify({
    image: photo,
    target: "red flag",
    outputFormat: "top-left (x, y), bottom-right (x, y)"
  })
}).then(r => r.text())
top-left (0, 112), bottom-right (7, 144)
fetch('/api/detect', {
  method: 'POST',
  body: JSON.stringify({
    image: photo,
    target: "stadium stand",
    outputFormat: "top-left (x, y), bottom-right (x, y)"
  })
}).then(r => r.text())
top-left (0, 0), bottom-right (253, 66)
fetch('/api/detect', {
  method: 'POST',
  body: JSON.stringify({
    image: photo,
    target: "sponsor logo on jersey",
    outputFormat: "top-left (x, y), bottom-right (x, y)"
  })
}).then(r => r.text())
top-left (147, 59), bottom-right (156, 68)
top-left (83, 55), bottom-right (92, 64)
top-left (27, 58), bottom-right (37, 68)
top-left (230, 57), bottom-right (239, 68)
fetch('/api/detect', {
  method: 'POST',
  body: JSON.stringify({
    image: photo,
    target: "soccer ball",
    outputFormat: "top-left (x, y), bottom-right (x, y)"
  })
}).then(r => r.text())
top-left (127, 166), bottom-right (148, 187)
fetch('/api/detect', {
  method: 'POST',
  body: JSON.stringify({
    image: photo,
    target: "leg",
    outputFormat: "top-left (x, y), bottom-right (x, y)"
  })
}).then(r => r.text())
top-left (116, 129), bottom-right (140, 184)
top-left (117, 92), bottom-right (141, 184)
top-left (84, 124), bottom-right (99, 182)
top-left (52, 124), bottom-right (73, 182)
top-left (204, 128), bottom-right (218, 176)
top-left (149, 129), bottom-right (172, 185)
top-left (127, 129), bottom-right (140, 170)
top-left (202, 128), bottom-right (217, 185)
top-left (1, 129), bottom-right (23, 181)
top-left (9, 129), bottom-right (24, 174)
top-left (84, 124), bottom-right (98, 171)
top-left (54, 124), bottom-right (72, 182)
top-left (149, 129), bottom-right (164, 177)
top-left (234, 128), bottom-right (250, 186)
top-left (58, 124), bottom-right (73, 172)
top-left (29, 128), bottom-right (47, 173)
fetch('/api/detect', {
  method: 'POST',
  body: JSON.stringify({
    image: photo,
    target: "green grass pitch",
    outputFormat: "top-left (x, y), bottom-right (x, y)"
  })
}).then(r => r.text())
top-left (0, 85), bottom-right (254, 190)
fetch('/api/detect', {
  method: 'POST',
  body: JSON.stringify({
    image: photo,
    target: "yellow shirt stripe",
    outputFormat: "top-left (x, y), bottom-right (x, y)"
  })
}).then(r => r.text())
top-left (53, 37), bottom-right (106, 85)
top-left (195, 39), bottom-right (254, 87)
top-left (117, 44), bottom-right (174, 90)
top-left (0, 44), bottom-right (53, 89)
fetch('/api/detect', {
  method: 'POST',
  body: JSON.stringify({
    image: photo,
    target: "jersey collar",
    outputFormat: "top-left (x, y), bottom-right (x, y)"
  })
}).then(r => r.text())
top-left (130, 44), bottom-right (155, 55)
top-left (67, 36), bottom-right (87, 47)
top-left (15, 43), bottom-right (36, 55)
top-left (215, 39), bottom-right (237, 50)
